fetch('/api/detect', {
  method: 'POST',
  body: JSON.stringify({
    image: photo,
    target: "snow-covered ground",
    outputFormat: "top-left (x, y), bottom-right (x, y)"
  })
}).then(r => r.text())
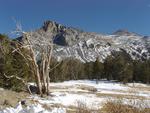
top-left (0, 80), bottom-right (150, 113)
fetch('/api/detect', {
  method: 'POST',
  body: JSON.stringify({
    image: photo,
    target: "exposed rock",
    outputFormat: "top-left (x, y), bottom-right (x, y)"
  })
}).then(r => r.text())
top-left (18, 21), bottom-right (150, 63)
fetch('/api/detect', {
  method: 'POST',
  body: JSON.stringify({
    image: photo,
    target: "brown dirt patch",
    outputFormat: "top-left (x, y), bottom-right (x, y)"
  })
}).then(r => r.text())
top-left (0, 89), bottom-right (29, 109)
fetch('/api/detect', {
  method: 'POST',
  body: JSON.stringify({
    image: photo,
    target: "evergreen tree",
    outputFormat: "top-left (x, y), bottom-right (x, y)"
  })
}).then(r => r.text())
top-left (93, 58), bottom-right (104, 80)
top-left (0, 34), bottom-right (33, 91)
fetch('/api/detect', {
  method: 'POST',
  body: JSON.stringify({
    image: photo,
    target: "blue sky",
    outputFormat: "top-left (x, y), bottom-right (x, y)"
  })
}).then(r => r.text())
top-left (0, 0), bottom-right (150, 36)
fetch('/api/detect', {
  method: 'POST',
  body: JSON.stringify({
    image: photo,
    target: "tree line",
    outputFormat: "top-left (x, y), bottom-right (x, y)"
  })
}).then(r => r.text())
top-left (50, 53), bottom-right (150, 84)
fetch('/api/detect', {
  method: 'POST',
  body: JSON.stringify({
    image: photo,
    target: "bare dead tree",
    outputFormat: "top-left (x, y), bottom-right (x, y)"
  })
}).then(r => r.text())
top-left (11, 22), bottom-right (55, 96)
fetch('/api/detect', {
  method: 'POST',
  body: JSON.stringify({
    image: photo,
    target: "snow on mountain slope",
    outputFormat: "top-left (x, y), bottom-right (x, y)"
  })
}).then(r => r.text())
top-left (18, 21), bottom-right (150, 62)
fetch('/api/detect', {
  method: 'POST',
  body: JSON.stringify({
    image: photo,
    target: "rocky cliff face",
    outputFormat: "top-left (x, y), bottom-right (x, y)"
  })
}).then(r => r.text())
top-left (18, 21), bottom-right (150, 62)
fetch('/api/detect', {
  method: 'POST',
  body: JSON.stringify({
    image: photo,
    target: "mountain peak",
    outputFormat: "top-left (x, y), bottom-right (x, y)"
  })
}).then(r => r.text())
top-left (42, 20), bottom-right (65, 32)
top-left (113, 29), bottom-right (138, 36)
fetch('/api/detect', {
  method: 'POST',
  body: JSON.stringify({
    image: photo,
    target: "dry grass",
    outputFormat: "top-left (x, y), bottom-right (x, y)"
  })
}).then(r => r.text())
top-left (41, 104), bottom-right (53, 111)
top-left (77, 85), bottom-right (97, 92)
top-left (96, 92), bottom-right (146, 100)
top-left (0, 89), bottom-right (29, 109)
top-left (67, 101), bottom-right (97, 113)
top-left (101, 101), bottom-right (150, 113)
top-left (67, 99), bottom-right (150, 113)
top-left (126, 83), bottom-right (150, 92)
top-left (74, 101), bottom-right (92, 113)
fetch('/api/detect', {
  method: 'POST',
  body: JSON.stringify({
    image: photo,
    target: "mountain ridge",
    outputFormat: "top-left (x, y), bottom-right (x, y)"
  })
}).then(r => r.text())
top-left (18, 20), bottom-right (150, 62)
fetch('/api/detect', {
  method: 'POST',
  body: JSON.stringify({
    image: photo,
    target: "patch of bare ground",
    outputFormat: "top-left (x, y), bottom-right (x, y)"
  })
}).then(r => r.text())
top-left (49, 84), bottom-right (98, 94)
top-left (126, 83), bottom-right (150, 91)
top-left (76, 84), bottom-right (97, 92)
top-left (50, 85), bottom-right (76, 89)
top-left (96, 93), bottom-right (146, 100)
top-left (130, 87), bottom-right (150, 93)
top-left (0, 89), bottom-right (29, 109)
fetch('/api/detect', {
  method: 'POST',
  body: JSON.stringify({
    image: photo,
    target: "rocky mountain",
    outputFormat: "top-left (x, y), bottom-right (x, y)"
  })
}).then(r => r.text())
top-left (18, 21), bottom-right (150, 62)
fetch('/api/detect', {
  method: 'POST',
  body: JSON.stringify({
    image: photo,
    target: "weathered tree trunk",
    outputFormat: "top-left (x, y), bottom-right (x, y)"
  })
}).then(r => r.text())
top-left (25, 34), bottom-right (43, 96)
top-left (34, 60), bottom-right (42, 96)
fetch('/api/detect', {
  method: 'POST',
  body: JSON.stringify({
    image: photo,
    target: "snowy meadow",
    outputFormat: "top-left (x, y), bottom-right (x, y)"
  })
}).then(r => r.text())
top-left (0, 80), bottom-right (150, 113)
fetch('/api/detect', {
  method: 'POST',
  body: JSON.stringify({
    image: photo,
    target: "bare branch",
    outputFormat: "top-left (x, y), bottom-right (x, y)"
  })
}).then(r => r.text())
top-left (12, 45), bottom-right (32, 53)
top-left (3, 73), bottom-right (26, 85)
top-left (49, 61), bottom-right (61, 72)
